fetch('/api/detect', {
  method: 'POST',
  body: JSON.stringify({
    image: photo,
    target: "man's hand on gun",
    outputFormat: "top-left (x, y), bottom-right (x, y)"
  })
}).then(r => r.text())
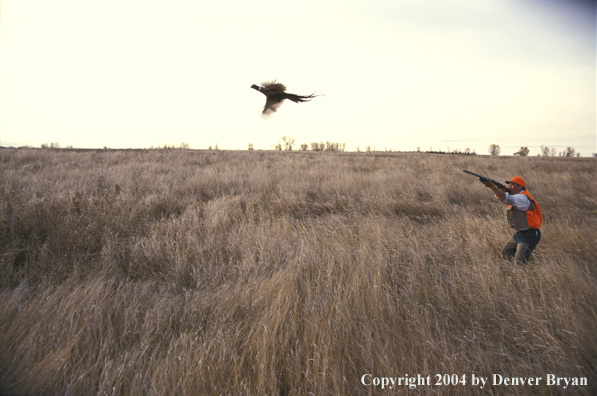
top-left (479, 178), bottom-right (496, 189)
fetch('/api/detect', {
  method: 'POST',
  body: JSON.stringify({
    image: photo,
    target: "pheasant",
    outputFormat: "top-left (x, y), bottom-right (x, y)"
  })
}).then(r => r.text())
top-left (250, 81), bottom-right (320, 118)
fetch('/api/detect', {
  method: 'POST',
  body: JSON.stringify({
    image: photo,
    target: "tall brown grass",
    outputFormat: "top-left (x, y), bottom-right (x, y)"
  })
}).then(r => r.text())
top-left (0, 148), bottom-right (595, 395)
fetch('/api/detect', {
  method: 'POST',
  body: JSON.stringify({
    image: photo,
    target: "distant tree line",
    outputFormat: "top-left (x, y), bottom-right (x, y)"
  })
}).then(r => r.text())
top-left (308, 141), bottom-right (346, 152)
top-left (488, 144), bottom-right (581, 157)
top-left (32, 140), bottom-right (587, 157)
top-left (540, 145), bottom-right (579, 157)
top-left (420, 147), bottom-right (477, 155)
top-left (147, 143), bottom-right (192, 149)
top-left (268, 137), bottom-right (347, 152)
top-left (40, 142), bottom-right (62, 149)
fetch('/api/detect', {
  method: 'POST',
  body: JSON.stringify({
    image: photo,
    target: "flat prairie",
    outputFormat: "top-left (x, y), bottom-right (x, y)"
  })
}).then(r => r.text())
top-left (0, 148), bottom-right (595, 395)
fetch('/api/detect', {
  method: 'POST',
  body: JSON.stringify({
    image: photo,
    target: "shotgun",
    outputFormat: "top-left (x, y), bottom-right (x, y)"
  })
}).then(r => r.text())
top-left (462, 170), bottom-right (511, 193)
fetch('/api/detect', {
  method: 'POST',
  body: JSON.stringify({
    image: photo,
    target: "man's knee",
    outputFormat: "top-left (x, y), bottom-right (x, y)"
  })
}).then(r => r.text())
top-left (501, 239), bottom-right (517, 260)
top-left (514, 242), bottom-right (531, 263)
top-left (501, 247), bottom-right (514, 260)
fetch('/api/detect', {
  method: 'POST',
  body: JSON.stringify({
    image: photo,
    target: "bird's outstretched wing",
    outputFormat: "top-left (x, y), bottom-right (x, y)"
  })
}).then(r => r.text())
top-left (262, 97), bottom-right (285, 118)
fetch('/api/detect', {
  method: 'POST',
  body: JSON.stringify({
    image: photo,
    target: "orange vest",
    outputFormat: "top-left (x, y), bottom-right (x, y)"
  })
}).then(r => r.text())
top-left (506, 190), bottom-right (543, 230)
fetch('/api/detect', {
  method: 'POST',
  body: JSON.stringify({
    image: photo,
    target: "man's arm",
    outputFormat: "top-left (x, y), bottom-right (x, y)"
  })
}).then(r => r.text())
top-left (479, 179), bottom-right (507, 202)
top-left (480, 179), bottom-right (530, 209)
top-left (504, 193), bottom-right (531, 210)
top-left (491, 186), bottom-right (507, 202)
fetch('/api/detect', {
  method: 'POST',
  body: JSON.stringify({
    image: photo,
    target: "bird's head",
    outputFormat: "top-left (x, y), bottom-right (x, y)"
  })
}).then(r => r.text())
top-left (250, 84), bottom-right (261, 91)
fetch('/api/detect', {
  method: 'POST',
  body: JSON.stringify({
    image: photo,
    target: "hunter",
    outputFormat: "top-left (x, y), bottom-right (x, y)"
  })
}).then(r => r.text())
top-left (481, 176), bottom-right (543, 263)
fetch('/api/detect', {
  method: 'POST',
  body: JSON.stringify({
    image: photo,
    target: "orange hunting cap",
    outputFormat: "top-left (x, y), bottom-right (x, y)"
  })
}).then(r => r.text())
top-left (506, 176), bottom-right (526, 187)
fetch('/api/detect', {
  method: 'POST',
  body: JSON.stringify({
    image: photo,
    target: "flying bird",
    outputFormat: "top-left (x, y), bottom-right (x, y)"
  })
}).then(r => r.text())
top-left (250, 81), bottom-right (320, 118)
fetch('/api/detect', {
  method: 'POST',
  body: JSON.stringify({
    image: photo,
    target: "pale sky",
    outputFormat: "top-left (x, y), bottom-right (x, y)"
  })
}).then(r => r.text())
top-left (1, 0), bottom-right (595, 155)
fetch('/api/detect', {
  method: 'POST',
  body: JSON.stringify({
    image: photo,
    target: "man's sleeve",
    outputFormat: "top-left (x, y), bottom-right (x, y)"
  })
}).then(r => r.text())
top-left (504, 193), bottom-right (531, 211)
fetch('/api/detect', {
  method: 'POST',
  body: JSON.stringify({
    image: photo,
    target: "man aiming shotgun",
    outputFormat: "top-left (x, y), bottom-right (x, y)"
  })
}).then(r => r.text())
top-left (464, 170), bottom-right (543, 263)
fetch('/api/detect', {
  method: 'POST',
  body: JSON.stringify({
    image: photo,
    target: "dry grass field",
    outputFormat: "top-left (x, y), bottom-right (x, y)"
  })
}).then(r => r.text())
top-left (0, 148), bottom-right (595, 395)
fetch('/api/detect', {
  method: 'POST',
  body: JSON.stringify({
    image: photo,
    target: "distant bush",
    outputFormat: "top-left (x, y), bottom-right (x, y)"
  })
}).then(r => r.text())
top-left (488, 144), bottom-right (501, 156)
top-left (282, 136), bottom-right (295, 151)
top-left (514, 147), bottom-right (530, 156)
top-left (561, 147), bottom-right (576, 157)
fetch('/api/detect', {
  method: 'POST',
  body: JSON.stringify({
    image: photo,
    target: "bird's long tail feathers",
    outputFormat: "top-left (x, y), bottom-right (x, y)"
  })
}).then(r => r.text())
top-left (284, 93), bottom-right (320, 103)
